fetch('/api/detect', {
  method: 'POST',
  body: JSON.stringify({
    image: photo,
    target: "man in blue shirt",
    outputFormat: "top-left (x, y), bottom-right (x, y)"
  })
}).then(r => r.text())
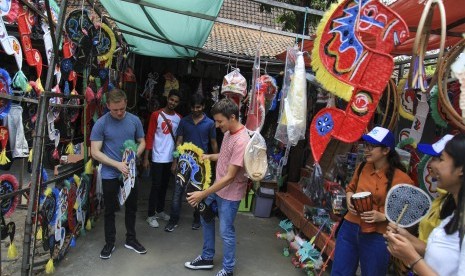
top-left (90, 88), bottom-right (146, 259)
top-left (165, 94), bottom-right (218, 232)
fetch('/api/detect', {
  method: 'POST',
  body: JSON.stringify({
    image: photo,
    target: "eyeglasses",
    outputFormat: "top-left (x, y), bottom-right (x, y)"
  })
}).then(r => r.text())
top-left (364, 143), bottom-right (382, 151)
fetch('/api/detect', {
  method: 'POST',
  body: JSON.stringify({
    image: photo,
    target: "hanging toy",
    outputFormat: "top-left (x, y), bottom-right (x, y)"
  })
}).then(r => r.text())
top-left (52, 130), bottom-right (60, 160)
top-left (0, 2), bottom-right (30, 93)
top-left (17, 4), bottom-right (44, 93)
top-left (309, 0), bottom-right (409, 163)
top-left (0, 68), bottom-right (13, 119)
top-left (450, 50), bottom-right (465, 124)
top-left (221, 68), bottom-right (247, 117)
top-left (95, 23), bottom-right (116, 68)
top-left (0, 127), bottom-right (10, 165)
top-left (0, 174), bottom-right (19, 217)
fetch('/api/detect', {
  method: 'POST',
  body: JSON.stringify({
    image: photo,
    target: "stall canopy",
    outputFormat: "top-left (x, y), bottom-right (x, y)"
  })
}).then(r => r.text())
top-left (100, 0), bottom-right (224, 58)
top-left (276, 0), bottom-right (465, 64)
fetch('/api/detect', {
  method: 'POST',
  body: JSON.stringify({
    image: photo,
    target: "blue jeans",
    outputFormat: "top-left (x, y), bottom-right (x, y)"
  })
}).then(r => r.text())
top-left (331, 220), bottom-right (390, 276)
top-left (201, 194), bottom-right (240, 273)
top-left (168, 181), bottom-right (200, 224)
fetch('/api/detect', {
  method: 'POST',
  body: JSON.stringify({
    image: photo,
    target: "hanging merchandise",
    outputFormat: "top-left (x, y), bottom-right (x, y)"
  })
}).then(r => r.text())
top-left (429, 85), bottom-right (448, 128)
top-left (0, 126), bottom-right (10, 165)
top-left (245, 45), bottom-right (264, 132)
top-left (309, 0), bottom-right (408, 163)
top-left (0, 1), bottom-right (29, 93)
top-left (7, 105), bottom-right (29, 158)
top-left (451, 51), bottom-right (465, 124)
top-left (259, 75), bottom-right (278, 113)
top-left (0, 68), bottom-right (12, 118)
top-left (95, 23), bottom-right (117, 68)
top-left (221, 68), bottom-right (247, 108)
top-left (244, 131), bottom-right (268, 182)
top-left (17, 3), bottom-right (44, 93)
top-left (275, 46), bottom-right (297, 145)
top-left (437, 40), bottom-right (465, 131)
top-left (407, 0), bottom-right (446, 92)
top-left (163, 72), bottom-right (179, 98)
top-left (398, 79), bottom-right (415, 121)
top-left (0, 174), bottom-right (19, 218)
top-left (408, 93), bottom-right (429, 144)
top-left (284, 51), bottom-right (306, 146)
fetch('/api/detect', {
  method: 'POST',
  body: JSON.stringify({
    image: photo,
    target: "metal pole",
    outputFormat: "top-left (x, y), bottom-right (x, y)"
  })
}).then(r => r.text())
top-left (21, 0), bottom-right (69, 275)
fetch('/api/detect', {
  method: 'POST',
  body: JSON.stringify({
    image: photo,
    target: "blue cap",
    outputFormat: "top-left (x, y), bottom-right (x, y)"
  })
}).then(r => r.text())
top-left (417, 134), bottom-right (454, 157)
top-left (362, 127), bottom-right (395, 149)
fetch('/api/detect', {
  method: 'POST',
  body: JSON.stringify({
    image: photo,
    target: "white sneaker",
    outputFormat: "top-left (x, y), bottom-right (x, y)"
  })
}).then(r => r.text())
top-left (155, 211), bottom-right (170, 221)
top-left (146, 216), bottom-right (159, 228)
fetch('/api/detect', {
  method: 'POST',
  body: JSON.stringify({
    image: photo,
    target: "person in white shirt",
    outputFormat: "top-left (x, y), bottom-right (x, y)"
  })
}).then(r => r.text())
top-left (385, 134), bottom-right (465, 276)
top-left (143, 90), bottom-right (182, 228)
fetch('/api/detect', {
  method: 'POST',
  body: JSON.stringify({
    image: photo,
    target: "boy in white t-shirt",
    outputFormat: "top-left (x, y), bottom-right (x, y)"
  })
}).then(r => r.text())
top-left (184, 98), bottom-right (250, 276)
top-left (143, 90), bottom-right (182, 228)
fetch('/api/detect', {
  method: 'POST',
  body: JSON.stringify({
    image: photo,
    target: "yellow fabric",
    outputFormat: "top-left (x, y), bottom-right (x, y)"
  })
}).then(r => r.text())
top-left (7, 242), bottom-right (18, 259)
top-left (0, 149), bottom-right (10, 165)
top-left (418, 188), bottom-right (448, 242)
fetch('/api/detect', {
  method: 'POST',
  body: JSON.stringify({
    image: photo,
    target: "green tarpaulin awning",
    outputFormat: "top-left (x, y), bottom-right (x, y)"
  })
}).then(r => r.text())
top-left (100, 0), bottom-right (224, 58)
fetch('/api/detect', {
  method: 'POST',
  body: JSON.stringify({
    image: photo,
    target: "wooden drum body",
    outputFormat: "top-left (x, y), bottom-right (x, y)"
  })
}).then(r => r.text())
top-left (351, 191), bottom-right (376, 233)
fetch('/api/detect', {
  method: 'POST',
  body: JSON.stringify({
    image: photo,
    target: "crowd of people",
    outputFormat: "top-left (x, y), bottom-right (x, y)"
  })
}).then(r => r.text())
top-left (90, 88), bottom-right (464, 276)
top-left (90, 88), bottom-right (247, 276)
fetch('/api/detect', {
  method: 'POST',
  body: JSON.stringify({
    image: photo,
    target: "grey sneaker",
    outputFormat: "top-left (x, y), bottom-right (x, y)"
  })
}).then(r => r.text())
top-left (184, 255), bottom-right (214, 270)
top-left (216, 268), bottom-right (233, 276)
top-left (146, 216), bottom-right (159, 228)
top-left (155, 211), bottom-right (170, 221)
top-left (164, 222), bottom-right (178, 232)
top-left (100, 243), bottom-right (115, 259)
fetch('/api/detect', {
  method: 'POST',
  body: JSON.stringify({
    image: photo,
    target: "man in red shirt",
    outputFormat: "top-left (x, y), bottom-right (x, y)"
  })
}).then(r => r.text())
top-left (143, 90), bottom-right (182, 228)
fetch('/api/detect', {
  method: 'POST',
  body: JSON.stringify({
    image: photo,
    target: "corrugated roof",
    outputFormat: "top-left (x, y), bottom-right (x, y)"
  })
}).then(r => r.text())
top-left (203, 22), bottom-right (294, 59)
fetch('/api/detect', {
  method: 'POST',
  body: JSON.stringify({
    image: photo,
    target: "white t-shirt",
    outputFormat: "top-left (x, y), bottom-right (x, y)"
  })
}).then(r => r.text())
top-left (458, 238), bottom-right (465, 275)
top-left (424, 214), bottom-right (459, 276)
top-left (151, 111), bottom-right (181, 163)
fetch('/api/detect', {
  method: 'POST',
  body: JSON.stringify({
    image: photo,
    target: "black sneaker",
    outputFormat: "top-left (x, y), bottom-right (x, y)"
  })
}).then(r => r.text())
top-left (124, 239), bottom-right (147, 254)
top-left (165, 222), bottom-right (178, 232)
top-left (184, 255), bottom-right (214, 270)
top-left (100, 244), bottom-right (115, 259)
top-left (191, 221), bottom-right (201, 230)
top-left (216, 268), bottom-right (233, 276)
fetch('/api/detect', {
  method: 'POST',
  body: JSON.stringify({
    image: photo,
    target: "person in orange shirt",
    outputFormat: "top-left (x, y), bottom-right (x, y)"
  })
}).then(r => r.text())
top-left (331, 127), bottom-right (414, 276)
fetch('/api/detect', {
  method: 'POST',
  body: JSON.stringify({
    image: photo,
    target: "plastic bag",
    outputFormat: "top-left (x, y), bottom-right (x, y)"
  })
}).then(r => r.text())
top-left (303, 163), bottom-right (324, 206)
top-left (244, 130), bottom-right (268, 181)
top-left (284, 52), bottom-right (307, 146)
top-left (275, 46), bottom-right (298, 144)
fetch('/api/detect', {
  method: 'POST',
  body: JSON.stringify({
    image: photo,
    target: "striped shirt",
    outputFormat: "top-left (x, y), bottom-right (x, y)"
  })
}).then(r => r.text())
top-left (216, 127), bottom-right (250, 201)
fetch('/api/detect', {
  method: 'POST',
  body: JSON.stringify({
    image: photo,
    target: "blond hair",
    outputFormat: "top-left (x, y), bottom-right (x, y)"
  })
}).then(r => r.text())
top-left (107, 88), bottom-right (127, 103)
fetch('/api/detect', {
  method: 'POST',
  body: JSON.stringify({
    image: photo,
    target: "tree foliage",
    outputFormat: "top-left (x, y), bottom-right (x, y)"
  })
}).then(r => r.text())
top-left (260, 0), bottom-right (338, 34)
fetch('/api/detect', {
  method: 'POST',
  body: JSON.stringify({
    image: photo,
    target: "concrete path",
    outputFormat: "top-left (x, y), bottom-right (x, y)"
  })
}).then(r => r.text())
top-left (54, 179), bottom-right (319, 276)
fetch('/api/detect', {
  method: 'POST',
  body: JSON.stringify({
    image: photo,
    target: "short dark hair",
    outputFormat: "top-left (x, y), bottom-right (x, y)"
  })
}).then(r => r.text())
top-left (191, 94), bottom-right (205, 106)
top-left (168, 89), bottom-right (182, 99)
top-left (211, 98), bottom-right (239, 119)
